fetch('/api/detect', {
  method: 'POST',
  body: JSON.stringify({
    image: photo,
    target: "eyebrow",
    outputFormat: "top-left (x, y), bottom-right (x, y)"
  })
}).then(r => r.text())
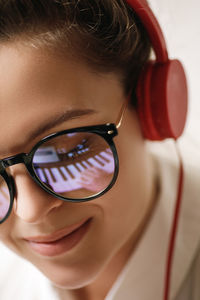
top-left (27, 108), bottom-right (97, 142)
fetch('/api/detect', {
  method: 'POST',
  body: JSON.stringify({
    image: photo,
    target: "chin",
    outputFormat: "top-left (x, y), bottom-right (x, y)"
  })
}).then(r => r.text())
top-left (49, 268), bottom-right (102, 290)
top-left (37, 258), bottom-right (105, 290)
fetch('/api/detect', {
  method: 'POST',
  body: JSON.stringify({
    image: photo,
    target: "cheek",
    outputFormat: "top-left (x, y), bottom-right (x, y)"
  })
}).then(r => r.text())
top-left (0, 220), bottom-right (19, 258)
top-left (0, 216), bottom-right (13, 240)
top-left (100, 112), bottom-right (150, 243)
top-left (0, 215), bottom-right (19, 251)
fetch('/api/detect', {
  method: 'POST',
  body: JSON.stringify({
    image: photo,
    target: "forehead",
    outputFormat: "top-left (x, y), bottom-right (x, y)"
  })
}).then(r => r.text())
top-left (0, 42), bottom-right (123, 156)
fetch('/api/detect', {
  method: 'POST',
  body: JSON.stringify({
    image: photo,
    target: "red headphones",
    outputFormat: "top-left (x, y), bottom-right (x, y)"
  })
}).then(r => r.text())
top-left (125, 0), bottom-right (188, 141)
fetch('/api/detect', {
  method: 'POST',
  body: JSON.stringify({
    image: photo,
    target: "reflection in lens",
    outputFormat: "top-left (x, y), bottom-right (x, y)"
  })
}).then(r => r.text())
top-left (33, 132), bottom-right (115, 199)
top-left (0, 175), bottom-right (10, 222)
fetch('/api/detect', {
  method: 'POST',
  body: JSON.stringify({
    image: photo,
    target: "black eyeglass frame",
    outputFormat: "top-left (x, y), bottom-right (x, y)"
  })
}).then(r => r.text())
top-left (0, 123), bottom-right (119, 224)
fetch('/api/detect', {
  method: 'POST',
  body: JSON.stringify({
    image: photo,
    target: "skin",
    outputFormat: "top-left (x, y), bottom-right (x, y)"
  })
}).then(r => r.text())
top-left (0, 41), bottom-right (158, 300)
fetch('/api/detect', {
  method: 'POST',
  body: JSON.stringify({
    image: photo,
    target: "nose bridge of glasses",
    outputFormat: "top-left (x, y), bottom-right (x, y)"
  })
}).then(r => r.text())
top-left (2, 153), bottom-right (28, 169)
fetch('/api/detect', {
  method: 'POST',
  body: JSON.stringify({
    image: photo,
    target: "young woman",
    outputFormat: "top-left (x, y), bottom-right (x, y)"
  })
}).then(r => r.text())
top-left (0, 1), bottom-right (199, 300)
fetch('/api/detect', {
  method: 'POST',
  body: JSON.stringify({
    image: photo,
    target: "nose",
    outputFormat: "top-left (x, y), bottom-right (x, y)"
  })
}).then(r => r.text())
top-left (10, 165), bottom-right (64, 223)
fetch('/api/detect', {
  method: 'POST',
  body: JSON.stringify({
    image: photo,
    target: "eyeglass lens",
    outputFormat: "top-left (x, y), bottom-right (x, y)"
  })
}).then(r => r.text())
top-left (32, 132), bottom-right (115, 200)
top-left (0, 175), bottom-right (10, 223)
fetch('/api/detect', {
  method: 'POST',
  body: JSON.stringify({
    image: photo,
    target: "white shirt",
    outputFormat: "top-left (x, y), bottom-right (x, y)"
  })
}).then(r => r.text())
top-left (106, 136), bottom-right (200, 300)
top-left (0, 135), bottom-right (200, 300)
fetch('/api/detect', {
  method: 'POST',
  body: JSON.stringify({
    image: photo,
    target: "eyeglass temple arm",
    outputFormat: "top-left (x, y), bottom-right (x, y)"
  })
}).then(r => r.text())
top-left (116, 95), bottom-right (131, 129)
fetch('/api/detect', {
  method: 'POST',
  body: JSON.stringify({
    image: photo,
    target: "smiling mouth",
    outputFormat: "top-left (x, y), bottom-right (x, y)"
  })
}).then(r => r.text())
top-left (24, 218), bottom-right (92, 257)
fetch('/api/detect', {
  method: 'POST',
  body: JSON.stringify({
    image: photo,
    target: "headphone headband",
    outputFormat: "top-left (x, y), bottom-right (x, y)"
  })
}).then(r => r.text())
top-left (126, 0), bottom-right (168, 62)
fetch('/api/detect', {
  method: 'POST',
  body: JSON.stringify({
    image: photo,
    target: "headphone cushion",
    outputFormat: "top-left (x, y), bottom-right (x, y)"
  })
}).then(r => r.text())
top-left (137, 60), bottom-right (188, 140)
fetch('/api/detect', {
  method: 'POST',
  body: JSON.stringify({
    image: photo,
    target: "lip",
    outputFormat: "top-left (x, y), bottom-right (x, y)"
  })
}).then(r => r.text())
top-left (24, 218), bottom-right (89, 243)
top-left (24, 218), bottom-right (92, 257)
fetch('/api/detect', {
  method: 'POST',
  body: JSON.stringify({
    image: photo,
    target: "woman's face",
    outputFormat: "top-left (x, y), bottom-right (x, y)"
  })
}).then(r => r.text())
top-left (0, 42), bottom-right (154, 288)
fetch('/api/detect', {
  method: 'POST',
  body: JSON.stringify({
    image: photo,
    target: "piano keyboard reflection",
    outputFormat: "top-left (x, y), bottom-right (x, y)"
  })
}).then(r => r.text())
top-left (35, 149), bottom-right (114, 193)
top-left (0, 186), bottom-right (10, 218)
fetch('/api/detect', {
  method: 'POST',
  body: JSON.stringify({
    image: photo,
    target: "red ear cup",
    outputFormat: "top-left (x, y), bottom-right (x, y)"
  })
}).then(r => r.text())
top-left (136, 60), bottom-right (188, 140)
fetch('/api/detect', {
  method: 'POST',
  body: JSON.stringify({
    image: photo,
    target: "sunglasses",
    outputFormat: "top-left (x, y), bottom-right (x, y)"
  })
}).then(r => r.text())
top-left (0, 98), bottom-right (129, 224)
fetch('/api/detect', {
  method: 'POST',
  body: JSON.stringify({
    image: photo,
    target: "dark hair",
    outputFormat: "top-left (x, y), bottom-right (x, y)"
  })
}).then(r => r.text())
top-left (0, 0), bottom-right (151, 101)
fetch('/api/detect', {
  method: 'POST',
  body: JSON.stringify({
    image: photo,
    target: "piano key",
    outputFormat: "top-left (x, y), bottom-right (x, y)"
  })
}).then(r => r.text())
top-left (57, 167), bottom-right (67, 181)
top-left (59, 166), bottom-right (70, 180)
top-left (87, 157), bottom-right (104, 169)
top-left (83, 159), bottom-right (93, 167)
top-left (67, 164), bottom-right (81, 178)
top-left (76, 162), bottom-right (86, 172)
top-left (43, 168), bottom-right (54, 184)
top-left (81, 160), bottom-right (91, 169)
top-left (51, 168), bottom-right (67, 184)
top-left (36, 168), bottom-right (47, 183)
top-left (93, 156), bottom-right (105, 166)
top-left (99, 151), bottom-right (112, 161)
top-left (98, 152), bottom-right (110, 163)
top-left (94, 155), bottom-right (106, 165)
top-left (49, 168), bottom-right (56, 182)
top-left (64, 166), bottom-right (75, 179)
top-left (74, 163), bottom-right (81, 172)
top-left (80, 161), bottom-right (88, 169)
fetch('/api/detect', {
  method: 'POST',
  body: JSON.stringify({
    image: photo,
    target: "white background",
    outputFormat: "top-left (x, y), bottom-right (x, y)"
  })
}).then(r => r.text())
top-left (0, 0), bottom-right (199, 274)
top-left (149, 0), bottom-right (200, 139)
